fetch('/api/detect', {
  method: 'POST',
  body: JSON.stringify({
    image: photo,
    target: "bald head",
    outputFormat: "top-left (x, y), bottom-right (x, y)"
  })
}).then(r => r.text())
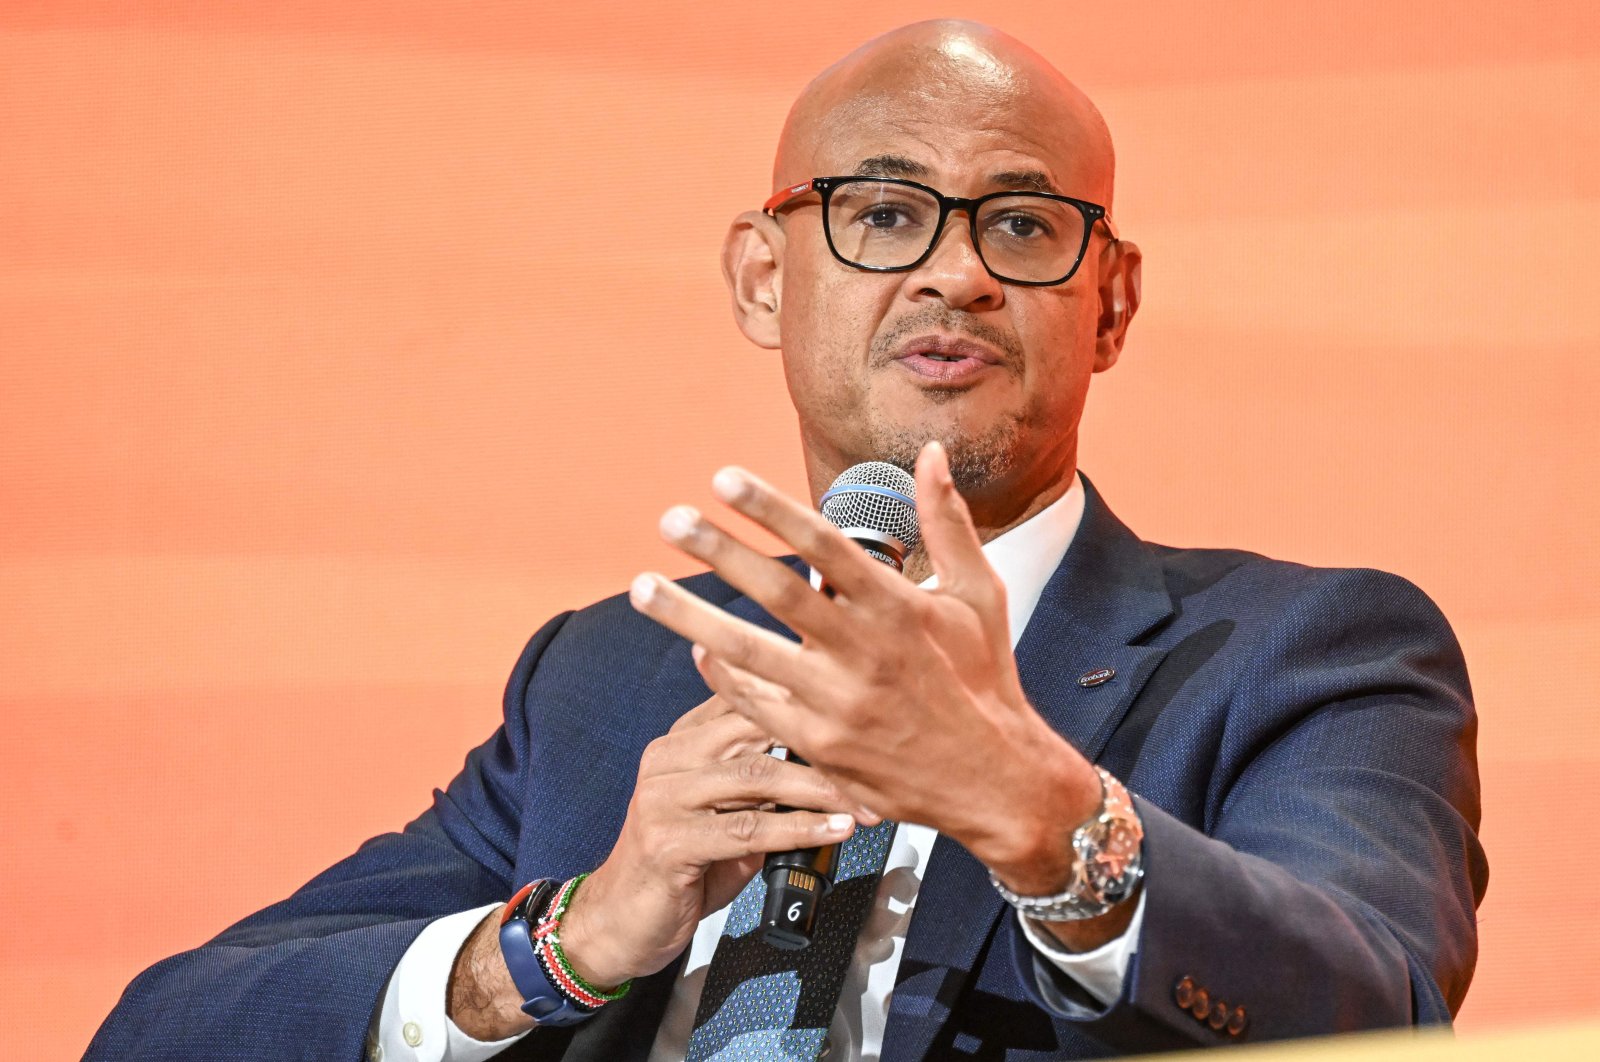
top-left (775, 21), bottom-right (1115, 209)
top-left (724, 20), bottom-right (1141, 532)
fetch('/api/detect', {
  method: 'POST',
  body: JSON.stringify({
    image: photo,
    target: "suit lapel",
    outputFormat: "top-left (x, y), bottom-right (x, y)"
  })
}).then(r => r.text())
top-left (882, 478), bottom-right (1173, 1062)
top-left (1010, 476), bottom-right (1174, 758)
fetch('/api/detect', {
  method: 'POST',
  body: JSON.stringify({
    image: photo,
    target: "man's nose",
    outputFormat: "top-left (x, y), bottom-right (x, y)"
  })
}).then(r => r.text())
top-left (898, 214), bottom-right (1005, 311)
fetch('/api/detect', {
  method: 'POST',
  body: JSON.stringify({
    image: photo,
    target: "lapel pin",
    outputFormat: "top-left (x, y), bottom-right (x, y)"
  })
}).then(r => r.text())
top-left (1077, 667), bottom-right (1116, 688)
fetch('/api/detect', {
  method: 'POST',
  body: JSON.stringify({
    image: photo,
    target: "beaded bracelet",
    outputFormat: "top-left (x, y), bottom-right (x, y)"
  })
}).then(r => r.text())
top-left (531, 874), bottom-right (632, 1011)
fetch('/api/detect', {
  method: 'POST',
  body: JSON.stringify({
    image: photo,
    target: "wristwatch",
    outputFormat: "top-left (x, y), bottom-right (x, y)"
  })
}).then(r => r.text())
top-left (498, 877), bottom-right (621, 1026)
top-left (988, 766), bottom-right (1145, 921)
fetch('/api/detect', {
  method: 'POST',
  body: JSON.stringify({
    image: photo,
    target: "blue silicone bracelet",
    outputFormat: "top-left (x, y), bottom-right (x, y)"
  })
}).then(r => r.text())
top-left (497, 879), bottom-right (593, 1027)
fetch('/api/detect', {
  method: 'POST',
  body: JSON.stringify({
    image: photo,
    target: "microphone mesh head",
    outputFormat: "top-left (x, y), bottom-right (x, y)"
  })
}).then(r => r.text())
top-left (820, 461), bottom-right (921, 555)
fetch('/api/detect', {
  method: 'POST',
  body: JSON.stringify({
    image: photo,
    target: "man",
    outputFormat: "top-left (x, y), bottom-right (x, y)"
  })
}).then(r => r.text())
top-left (87, 20), bottom-right (1486, 1062)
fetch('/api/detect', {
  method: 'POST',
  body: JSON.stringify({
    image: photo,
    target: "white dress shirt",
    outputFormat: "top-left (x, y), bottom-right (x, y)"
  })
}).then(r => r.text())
top-left (370, 471), bottom-right (1145, 1062)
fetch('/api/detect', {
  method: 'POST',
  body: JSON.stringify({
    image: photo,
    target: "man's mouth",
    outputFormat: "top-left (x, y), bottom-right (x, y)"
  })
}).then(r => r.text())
top-left (892, 334), bottom-right (1004, 384)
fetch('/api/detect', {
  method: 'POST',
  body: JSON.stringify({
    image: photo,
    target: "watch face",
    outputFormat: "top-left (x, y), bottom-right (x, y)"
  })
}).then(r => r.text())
top-left (1079, 817), bottom-right (1142, 898)
top-left (989, 770), bottom-right (1143, 920)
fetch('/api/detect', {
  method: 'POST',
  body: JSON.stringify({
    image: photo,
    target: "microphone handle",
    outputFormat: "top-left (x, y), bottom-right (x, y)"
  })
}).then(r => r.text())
top-left (756, 526), bottom-right (906, 950)
top-left (758, 752), bottom-right (842, 950)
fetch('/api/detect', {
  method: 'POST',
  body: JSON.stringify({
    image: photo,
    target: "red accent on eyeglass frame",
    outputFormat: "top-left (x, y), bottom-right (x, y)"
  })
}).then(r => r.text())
top-left (762, 180), bottom-right (815, 214)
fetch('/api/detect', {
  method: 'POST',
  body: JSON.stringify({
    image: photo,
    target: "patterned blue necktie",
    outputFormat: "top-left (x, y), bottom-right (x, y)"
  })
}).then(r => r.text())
top-left (685, 819), bottom-right (897, 1061)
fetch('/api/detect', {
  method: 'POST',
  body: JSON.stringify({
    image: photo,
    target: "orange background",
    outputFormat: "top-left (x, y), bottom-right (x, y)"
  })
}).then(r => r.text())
top-left (3, 3), bottom-right (1597, 1057)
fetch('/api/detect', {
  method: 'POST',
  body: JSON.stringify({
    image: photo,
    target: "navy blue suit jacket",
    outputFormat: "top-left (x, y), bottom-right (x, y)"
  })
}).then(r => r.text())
top-left (87, 479), bottom-right (1487, 1060)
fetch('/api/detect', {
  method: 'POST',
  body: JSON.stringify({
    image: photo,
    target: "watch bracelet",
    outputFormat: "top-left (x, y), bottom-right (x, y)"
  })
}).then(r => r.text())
top-left (988, 766), bottom-right (1145, 921)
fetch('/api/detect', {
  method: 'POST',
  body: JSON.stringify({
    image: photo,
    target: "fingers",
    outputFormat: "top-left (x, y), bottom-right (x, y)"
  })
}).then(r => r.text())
top-left (708, 466), bottom-right (891, 602)
top-left (634, 729), bottom-right (860, 868)
top-left (695, 650), bottom-right (881, 824)
top-left (693, 646), bottom-right (806, 744)
top-left (650, 708), bottom-right (774, 777)
top-left (685, 807), bottom-right (856, 865)
top-left (914, 441), bottom-right (989, 588)
top-left (666, 692), bottom-right (739, 734)
top-left (667, 751), bottom-right (847, 814)
top-left (915, 441), bottom-right (1009, 646)
top-left (657, 504), bottom-right (846, 647)
top-left (630, 572), bottom-right (812, 692)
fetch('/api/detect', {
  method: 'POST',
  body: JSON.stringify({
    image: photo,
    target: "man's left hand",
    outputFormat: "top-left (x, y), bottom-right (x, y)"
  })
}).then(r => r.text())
top-left (627, 440), bottom-right (1100, 896)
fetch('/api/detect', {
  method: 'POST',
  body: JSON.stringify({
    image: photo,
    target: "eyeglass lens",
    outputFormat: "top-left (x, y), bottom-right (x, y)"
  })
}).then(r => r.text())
top-left (825, 179), bottom-right (1088, 283)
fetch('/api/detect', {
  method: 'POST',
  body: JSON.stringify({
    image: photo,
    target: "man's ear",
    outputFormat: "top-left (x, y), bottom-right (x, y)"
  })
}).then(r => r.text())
top-left (1093, 238), bottom-right (1142, 372)
top-left (722, 210), bottom-right (783, 350)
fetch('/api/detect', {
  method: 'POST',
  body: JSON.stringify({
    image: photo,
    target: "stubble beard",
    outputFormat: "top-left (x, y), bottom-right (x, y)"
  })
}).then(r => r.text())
top-left (864, 408), bottom-right (1024, 495)
top-left (861, 307), bottom-right (1029, 494)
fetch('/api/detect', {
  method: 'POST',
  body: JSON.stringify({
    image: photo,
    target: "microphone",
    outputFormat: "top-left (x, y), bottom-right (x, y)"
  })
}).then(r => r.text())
top-left (759, 461), bottom-right (922, 950)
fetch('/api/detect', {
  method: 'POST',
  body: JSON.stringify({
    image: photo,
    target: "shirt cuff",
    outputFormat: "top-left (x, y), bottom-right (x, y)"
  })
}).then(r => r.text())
top-left (1016, 890), bottom-right (1146, 1008)
top-left (371, 903), bottom-right (530, 1062)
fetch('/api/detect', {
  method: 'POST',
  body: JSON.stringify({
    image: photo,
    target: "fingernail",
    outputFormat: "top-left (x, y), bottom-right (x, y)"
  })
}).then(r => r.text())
top-left (826, 813), bottom-right (855, 833)
top-left (691, 643), bottom-right (706, 664)
top-left (660, 505), bottom-right (699, 542)
top-left (712, 467), bottom-right (747, 502)
top-left (630, 573), bottom-right (657, 605)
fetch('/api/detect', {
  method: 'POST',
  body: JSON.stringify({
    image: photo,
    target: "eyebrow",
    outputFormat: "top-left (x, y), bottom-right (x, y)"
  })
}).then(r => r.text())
top-left (989, 169), bottom-right (1061, 194)
top-left (851, 154), bottom-right (929, 179)
top-left (848, 157), bottom-right (1062, 195)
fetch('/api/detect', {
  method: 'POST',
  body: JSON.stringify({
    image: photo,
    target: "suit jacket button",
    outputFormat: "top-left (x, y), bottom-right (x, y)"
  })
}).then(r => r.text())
top-left (1227, 1006), bottom-right (1249, 1036)
top-left (1208, 1002), bottom-right (1230, 1030)
top-left (1189, 988), bottom-right (1211, 1020)
top-left (1173, 976), bottom-right (1195, 1009)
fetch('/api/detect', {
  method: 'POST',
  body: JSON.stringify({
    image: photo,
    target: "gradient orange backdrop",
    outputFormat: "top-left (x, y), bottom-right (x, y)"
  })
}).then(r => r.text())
top-left (3, 3), bottom-right (1597, 1057)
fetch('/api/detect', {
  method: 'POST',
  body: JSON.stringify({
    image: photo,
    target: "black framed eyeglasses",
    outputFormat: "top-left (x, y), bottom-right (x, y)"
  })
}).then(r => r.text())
top-left (763, 176), bottom-right (1118, 287)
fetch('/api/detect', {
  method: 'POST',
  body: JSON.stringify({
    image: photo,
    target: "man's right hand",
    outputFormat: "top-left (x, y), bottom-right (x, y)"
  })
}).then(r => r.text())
top-left (561, 692), bottom-right (862, 987)
top-left (445, 693), bottom-right (861, 1039)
